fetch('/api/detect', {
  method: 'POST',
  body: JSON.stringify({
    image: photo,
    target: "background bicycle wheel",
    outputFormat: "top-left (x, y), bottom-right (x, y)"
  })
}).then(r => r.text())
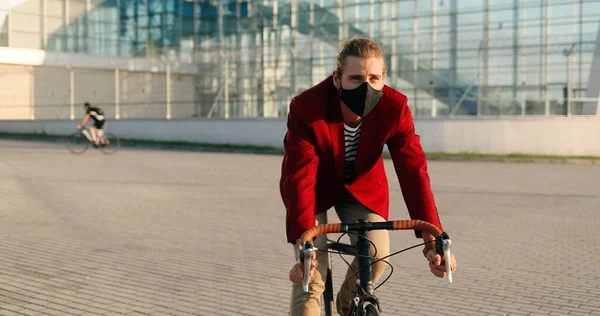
top-left (100, 133), bottom-right (120, 155)
top-left (65, 132), bottom-right (89, 155)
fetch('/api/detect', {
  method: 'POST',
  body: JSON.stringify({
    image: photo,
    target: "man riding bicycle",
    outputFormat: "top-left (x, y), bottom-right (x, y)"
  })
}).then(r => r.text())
top-left (77, 102), bottom-right (107, 147)
top-left (280, 37), bottom-right (457, 315)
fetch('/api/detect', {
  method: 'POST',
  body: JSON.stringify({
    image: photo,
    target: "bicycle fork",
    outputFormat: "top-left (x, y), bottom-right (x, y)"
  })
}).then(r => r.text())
top-left (356, 227), bottom-right (374, 296)
top-left (352, 223), bottom-right (382, 314)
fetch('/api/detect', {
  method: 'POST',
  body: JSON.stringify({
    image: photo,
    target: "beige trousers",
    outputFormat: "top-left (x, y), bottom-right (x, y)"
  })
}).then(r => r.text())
top-left (290, 190), bottom-right (390, 316)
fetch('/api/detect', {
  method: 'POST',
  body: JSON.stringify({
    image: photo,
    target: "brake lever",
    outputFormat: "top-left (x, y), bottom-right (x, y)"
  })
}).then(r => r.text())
top-left (300, 242), bottom-right (317, 293)
top-left (435, 232), bottom-right (453, 284)
top-left (443, 238), bottom-right (452, 283)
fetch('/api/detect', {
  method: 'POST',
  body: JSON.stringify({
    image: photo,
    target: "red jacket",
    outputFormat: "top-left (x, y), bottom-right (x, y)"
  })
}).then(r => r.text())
top-left (280, 76), bottom-right (443, 244)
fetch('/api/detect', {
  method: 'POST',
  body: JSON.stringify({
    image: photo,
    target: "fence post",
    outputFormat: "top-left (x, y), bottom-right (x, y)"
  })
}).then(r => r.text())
top-left (160, 55), bottom-right (172, 120)
top-left (110, 59), bottom-right (121, 120)
top-left (68, 65), bottom-right (75, 120)
top-left (115, 67), bottom-right (120, 119)
top-left (166, 62), bottom-right (171, 120)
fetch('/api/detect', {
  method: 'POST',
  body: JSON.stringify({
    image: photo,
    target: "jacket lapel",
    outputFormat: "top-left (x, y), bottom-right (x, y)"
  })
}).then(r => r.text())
top-left (327, 82), bottom-right (345, 186)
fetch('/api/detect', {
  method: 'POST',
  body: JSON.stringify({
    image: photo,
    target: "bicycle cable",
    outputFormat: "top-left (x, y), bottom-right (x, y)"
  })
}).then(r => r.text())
top-left (340, 231), bottom-right (393, 293)
top-left (343, 239), bottom-right (437, 292)
top-left (314, 232), bottom-right (438, 294)
top-left (316, 231), bottom-right (380, 295)
top-left (326, 231), bottom-right (392, 295)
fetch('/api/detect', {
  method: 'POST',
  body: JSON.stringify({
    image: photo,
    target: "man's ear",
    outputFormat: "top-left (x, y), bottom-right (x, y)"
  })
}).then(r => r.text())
top-left (332, 71), bottom-right (340, 89)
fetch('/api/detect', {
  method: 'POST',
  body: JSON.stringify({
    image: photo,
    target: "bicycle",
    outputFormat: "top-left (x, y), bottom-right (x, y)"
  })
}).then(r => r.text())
top-left (298, 219), bottom-right (453, 316)
top-left (65, 127), bottom-right (120, 155)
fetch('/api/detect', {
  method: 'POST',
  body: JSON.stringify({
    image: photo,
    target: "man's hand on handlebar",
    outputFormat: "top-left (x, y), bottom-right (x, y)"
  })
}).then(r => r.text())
top-left (76, 124), bottom-right (83, 130)
top-left (289, 238), bottom-right (318, 285)
top-left (426, 248), bottom-right (457, 279)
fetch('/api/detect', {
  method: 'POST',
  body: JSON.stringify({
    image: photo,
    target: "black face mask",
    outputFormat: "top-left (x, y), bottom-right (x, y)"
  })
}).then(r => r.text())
top-left (339, 81), bottom-right (383, 117)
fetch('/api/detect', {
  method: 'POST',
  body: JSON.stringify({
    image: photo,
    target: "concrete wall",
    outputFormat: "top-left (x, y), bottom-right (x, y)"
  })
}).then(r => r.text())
top-left (0, 47), bottom-right (199, 74)
top-left (1, 117), bottom-right (599, 156)
top-left (0, 47), bottom-right (199, 120)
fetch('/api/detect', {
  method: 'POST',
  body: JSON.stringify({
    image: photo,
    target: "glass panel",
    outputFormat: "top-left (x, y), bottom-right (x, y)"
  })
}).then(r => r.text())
top-left (2, 0), bottom-right (599, 118)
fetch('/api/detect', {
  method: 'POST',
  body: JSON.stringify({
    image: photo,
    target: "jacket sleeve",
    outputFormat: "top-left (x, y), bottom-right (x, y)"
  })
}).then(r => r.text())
top-left (280, 97), bottom-right (319, 244)
top-left (386, 96), bottom-right (443, 239)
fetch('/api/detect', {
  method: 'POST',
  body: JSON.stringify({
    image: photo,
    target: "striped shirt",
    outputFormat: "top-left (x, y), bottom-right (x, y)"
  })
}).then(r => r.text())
top-left (343, 121), bottom-right (362, 181)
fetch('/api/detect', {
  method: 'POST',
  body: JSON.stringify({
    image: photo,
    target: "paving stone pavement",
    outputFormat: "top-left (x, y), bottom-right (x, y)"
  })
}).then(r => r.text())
top-left (0, 139), bottom-right (599, 316)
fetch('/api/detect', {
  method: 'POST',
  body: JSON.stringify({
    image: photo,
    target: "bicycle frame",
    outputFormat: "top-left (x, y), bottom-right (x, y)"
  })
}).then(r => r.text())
top-left (322, 220), bottom-right (385, 316)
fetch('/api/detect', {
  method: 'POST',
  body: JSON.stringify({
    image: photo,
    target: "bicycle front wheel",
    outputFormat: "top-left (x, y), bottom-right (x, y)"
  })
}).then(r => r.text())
top-left (361, 303), bottom-right (380, 316)
top-left (100, 133), bottom-right (120, 155)
top-left (65, 132), bottom-right (89, 155)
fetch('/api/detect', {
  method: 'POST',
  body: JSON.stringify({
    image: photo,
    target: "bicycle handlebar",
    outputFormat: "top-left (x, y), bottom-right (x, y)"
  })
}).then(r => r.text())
top-left (298, 220), bottom-right (453, 292)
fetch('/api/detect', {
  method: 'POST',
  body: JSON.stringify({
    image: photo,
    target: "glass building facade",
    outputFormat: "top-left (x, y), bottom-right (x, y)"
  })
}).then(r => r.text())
top-left (1, 0), bottom-right (599, 118)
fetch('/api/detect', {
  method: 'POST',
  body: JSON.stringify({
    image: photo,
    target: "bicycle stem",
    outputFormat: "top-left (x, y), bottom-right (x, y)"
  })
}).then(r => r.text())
top-left (357, 228), bottom-right (374, 295)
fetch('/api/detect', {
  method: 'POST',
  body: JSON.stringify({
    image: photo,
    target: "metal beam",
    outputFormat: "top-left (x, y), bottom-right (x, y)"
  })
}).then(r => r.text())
top-left (309, 0), bottom-right (314, 86)
top-left (544, 0), bottom-right (550, 116)
top-left (85, 0), bottom-right (91, 52)
top-left (579, 0), bottom-right (583, 90)
top-left (390, 0), bottom-right (397, 87)
top-left (290, 0), bottom-right (297, 104)
top-left (431, 0), bottom-right (438, 117)
top-left (217, 0), bottom-right (228, 118)
top-left (258, 7), bottom-right (265, 117)
top-left (520, 0), bottom-right (527, 115)
top-left (566, 43), bottom-right (575, 116)
top-left (482, 0), bottom-right (489, 116)
top-left (69, 66), bottom-right (75, 120)
top-left (513, 0), bottom-right (519, 102)
top-left (354, 0), bottom-right (359, 35)
top-left (379, 1), bottom-right (385, 41)
top-left (319, 0), bottom-right (324, 66)
top-left (337, 0), bottom-right (344, 42)
top-left (236, 0), bottom-right (244, 117)
top-left (343, 0), bottom-right (348, 39)
top-left (369, 0), bottom-right (374, 38)
top-left (449, 0), bottom-right (457, 108)
top-left (369, 0), bottom-right (375, 38)
top-left (413, 0), bottom-right (419, 113)
top-left (271, 0), bottom-right (279, 117)
top-left (116, 0), bottom-right (121, 56)
top-left (115, 67), bottom-right (120, 120)
top-left (166, 61), bottom-right (171, 119)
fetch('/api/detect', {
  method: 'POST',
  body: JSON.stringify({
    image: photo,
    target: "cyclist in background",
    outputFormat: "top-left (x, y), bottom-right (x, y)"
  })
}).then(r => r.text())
top-left (77, 102), bottom-right (107, 147)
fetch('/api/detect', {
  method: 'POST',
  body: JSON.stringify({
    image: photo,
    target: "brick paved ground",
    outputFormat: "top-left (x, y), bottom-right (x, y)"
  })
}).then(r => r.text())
top-left (0, 139), bottom-right (599, 316)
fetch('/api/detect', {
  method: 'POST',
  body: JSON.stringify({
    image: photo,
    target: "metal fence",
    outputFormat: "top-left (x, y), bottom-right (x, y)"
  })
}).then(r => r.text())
top-left (1, 57), bottom-right (599, 121)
